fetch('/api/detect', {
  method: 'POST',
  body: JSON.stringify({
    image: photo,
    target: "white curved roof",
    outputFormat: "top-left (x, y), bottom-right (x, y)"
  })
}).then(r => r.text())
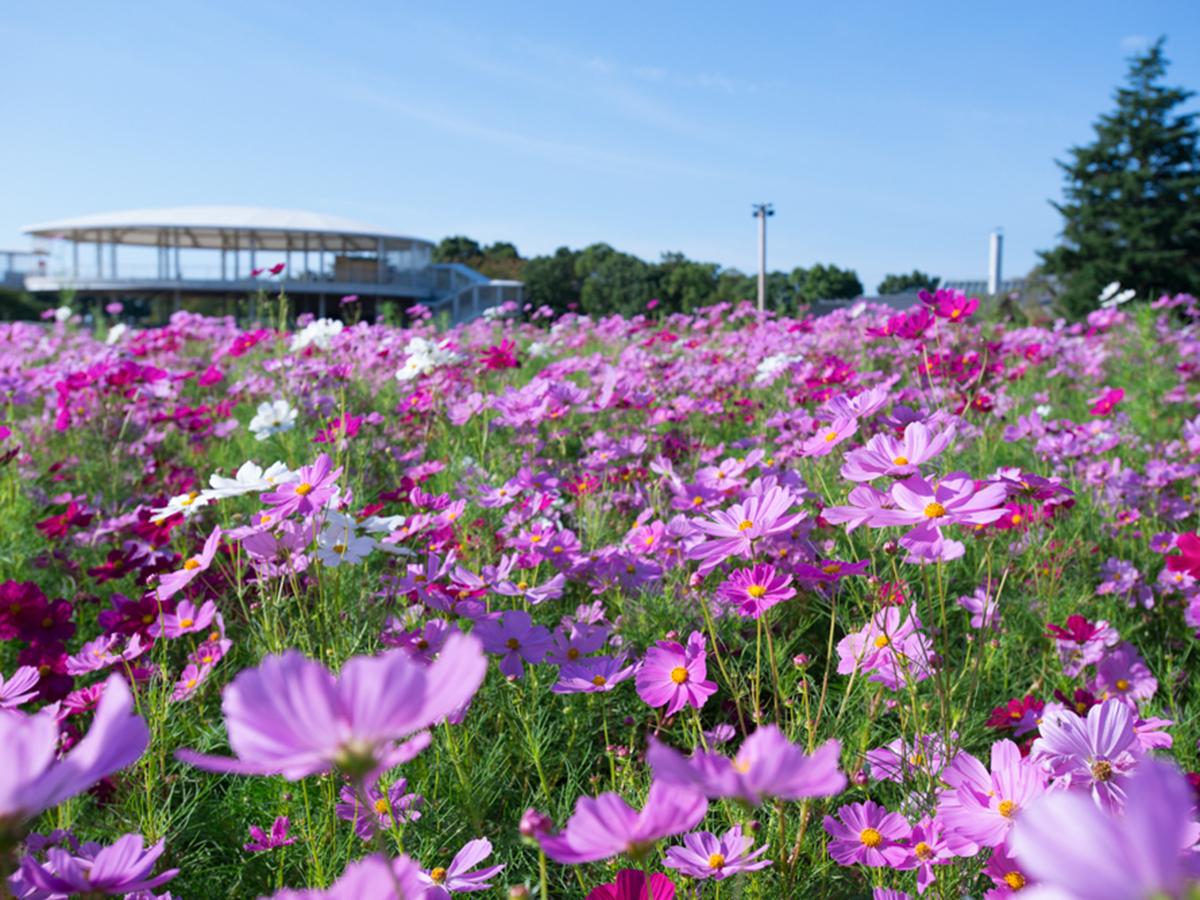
top-left (21, 206), bottom-right (432, 251)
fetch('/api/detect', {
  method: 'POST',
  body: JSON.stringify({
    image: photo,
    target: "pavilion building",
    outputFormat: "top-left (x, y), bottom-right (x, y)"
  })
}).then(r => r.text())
top-left (13, 206), bottom-right (521, 322)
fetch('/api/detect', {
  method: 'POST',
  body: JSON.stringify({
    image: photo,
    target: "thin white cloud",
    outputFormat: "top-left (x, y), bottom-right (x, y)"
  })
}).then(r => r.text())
top-left (1120, 34), bottom-right (1151, 53)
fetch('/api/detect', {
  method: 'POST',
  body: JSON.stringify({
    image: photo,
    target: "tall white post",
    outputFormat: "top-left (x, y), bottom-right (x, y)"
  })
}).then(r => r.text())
top-left (988, 229), bottom-right (1003, 295)
top-left (752, 203), bottom-right (774, 312)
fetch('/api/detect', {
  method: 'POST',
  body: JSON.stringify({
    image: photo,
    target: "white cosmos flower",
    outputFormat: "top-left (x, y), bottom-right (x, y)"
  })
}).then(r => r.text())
top-left (1098, 282), bottom-right (1136, 309)
top-left (289, 318), bottom-right (344, 352)
top-left (53, 306), bottom-right (73, 323)
top-left (202, 461), bottom-right (297, 501)
top-left (1035, 404), bottom-right (1052, 418)
top-left (249, 400), bottom-right (298, 441)
top-left (395, 337), bottom-right (464, 382)
top-left (316, 516), bottom-right (376, 567)
top-left (105, 323), bottom-right (128, 345)
top-left (150, 490), bottom-right (210, 523)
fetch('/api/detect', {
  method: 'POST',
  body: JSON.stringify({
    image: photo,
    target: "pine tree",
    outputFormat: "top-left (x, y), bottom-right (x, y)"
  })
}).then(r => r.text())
top-left (1041, 38), bottom-right (1200, 317)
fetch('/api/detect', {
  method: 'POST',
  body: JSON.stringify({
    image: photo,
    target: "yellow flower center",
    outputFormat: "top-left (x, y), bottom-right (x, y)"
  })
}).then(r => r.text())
top-left (592, 675), bottom-right (607, 687)
top-left (737, 519), bottom-right (753, 531)
top-left (892, 455), bottom-right (909, 466)
top-left (505, 638), bottom-right (521, 651)
top-left (1011, 513), bottom-right (1023, 524)
top-left (517, 581), bottom-right (529, 591)
top-left (1004, 871), bottom-right (1026, 890)
top-left (179, 618), bottom-right (194, 629)
top-left (692, 496), bottom-right (704, 506)
top-left (859, 828), bottom-right (883, 848)
top-left (183, 558), bottom-right (201, 570)
top-left (530, 534), bottom-right (541, 543)
top-left (924, 502), bottom-right (947, 518)
top-left (707, 853), bottom-right (726, 870)
top-left (998, 799), bottom-right (1017, 818)
top-left (333, 543), bottom-right (347, 555)
top-left (914, 841), bottom-right (933, 861)
top-left (294, 482), bottom-right (313, 496)
top-left (670, 666), bottom-right (689, 684)
top-left (1115, 678), bottom-right (1130, 692)
top-left (374, 798), bottom-right (389, 814)
top-left (951, 309), bottom-right (962, 319)
top-left (186, 678), bottom-right (197, 689)
top-left (824, 431), bottom-right (838, 443)
top-left (747, 584), bottom-right (767, 598)
top-left (142, 613), bottom-right (155, 624)
top-left (430, 867), bottom-right (447, 884)
top-left (1091, 760), bottom-right (1114, 782)
top-left (732, 757), bottom-right (751, 774)
top-left (552, 545), bottom-right (564, 553)
top-left (822, 563), bottom-right (841, 574)
top-left (874, 635), bottom-right (890, 648)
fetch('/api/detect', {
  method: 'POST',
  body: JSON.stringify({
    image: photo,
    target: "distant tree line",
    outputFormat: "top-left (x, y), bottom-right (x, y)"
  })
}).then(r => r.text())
top-left (434, 236), bottom-right (947, 317)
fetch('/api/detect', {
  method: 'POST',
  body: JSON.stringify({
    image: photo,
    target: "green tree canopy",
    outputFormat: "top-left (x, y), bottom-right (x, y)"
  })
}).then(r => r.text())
top-left (877, 270), bottom-right (940, 295)
top-left (432, 236), bottom-right (482, 263)
top-left (1040, 38), bottom-right (1200, 316)
top-left (797, 263), bottom-right (863, 303)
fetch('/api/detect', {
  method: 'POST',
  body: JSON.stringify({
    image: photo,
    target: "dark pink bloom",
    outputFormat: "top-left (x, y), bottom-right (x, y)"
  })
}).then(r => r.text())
top-left (1165, 532), bottom-right (1200, 579)
top-left (586, 870), bottom-right (676, 900)
top-left (715, 564), bottom-right (796, 618)
top-left (245, 816), bottom-right (295, 852)
top-left (1089, 387), bottom-right (1124, 417)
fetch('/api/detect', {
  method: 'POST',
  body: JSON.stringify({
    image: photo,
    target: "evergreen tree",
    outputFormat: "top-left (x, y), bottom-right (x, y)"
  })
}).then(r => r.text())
top-left (1041, 39), bottom-right (1200, 316)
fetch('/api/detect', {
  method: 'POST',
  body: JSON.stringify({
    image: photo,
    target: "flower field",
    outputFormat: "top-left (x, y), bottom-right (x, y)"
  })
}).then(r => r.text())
top-left (2, 291), bottom-right (1200, 899)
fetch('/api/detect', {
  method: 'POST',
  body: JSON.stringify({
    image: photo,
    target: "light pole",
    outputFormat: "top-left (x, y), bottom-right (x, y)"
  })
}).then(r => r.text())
top-left (752, 203), bottom-right (774, 312)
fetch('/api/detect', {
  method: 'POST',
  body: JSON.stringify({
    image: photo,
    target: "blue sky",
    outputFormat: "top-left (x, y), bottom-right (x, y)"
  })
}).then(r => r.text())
top-left (3, 1), bottom-right (1199, 292)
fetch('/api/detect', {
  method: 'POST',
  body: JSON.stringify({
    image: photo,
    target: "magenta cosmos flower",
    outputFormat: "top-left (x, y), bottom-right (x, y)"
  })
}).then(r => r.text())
top-left (245, 816), bottom-right (295, 852)
top-left (648, 725), bottom-right (845, 805)
top-left (420, 837), bottom-right (504, 896)
top-left (261, 452), bottom-right (342, 518)
top-left (474, 609), bottom-right (551, 679)
top-left (823, 800), bottom-right (912, 867)
top-left (266, 853), bottom-right (426, 900)
top-left (586, 870), bottom-right (676, 900)
top-left (635, 631), bottom-right (717, 717)
top-left (177, 633), bottom-right (485, 780)
top-left (715, 564), bottom-right (795, 618)
top-left (1010, 759), bottom-right (1200, 900)
top-left (841, 422), bottom-right (956, 483)
top-left (538, 780), bottom-right (707, 864)
top-left (1030, 698), bottom-right (1142, 813)
top-left (156, 526), bottom-right (222, 602)
top-left (19, 833), bottom-right (178, 896)
top-left (0, 674), bottom-right (148, 827)
top-left (688, 485), bottom-right (805, 574)
top-left (663, 825), bottom-right (772, 880)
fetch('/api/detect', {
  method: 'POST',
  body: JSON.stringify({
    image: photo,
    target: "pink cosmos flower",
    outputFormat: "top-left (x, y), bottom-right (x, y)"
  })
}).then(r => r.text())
top-left (474, 609), bottom-right (551, 679)
top-left (19, 833), bottom-right (178, 896)
top-left (1009, 759), bottom-right (1200, 900)
top-left (801, 417), bottom-right (859, 457)
top-left (0, 674), bottom-right (148, 826)
top-left (0, 665), bottom-right (39, 708)
top-left (261, 453), bottom-right (342, 518)
top-left (1030, 699), bottom-right (1142, 812)
top-left (150, 598), bottom-right (216, 639)
top-left (841, 422), bottom-right (956, 483)
top-left (419, 837), bottom-right (504, 896)
top-left (336, 778), bottom-right (423, 841)
top-left (551, 655), bottom-right (637, 694)
top-left (823, 800), bottom-right (912, 867)
top-left (156, 526), bottom-right (222, 602)
top-left (822, 484), bottom-right (892, 533)
top-left (586, 870), bottom-right (676, 900)
top-left (538, 780), bottom-right (707, 864)
top-left (1093, 642), bottom-right (1157, 701)
top-left (836, 605), bottom-right (934, 691)
top-left (904, 816), bottom-right (956, 895)
top-left (1045, 614), bottom-right (1118, 677)
top-left (688, 486), bottom-right (805, 574)
top-left (245, 816), bottom-right (295, 852)
top-left (938, 739), bottom-right (1047, 849)
top-left (264, 853), bottom-right (426, 900)
top-left (177, 634), bottom-right (486, 780)
top-left (868, 473), bottom-right (1008, 530)
top-left (635, 631), bottom-right (717, 717)
top-left (715, 564), bottom-right (796, 618)
top-left (983, 842), bottom-right (1036, 895)
top-left (171, 662), bottom-right (213, 702)
top-left (933, 290), bottom-right (978, 322)
top-left (663, 824), bottom-right (771, 880)
top-left (648, 725), bottom-right (845, 804)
